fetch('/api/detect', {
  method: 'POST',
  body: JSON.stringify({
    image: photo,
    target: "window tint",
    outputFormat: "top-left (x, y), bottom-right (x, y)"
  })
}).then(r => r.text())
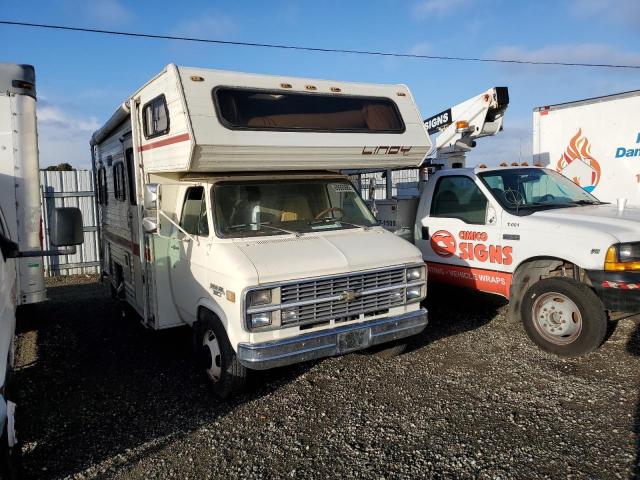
top-left (97, 166), bottom-right (108, 205)
top-left (113, 162), bottom-right (126, 202)
top-left (125, 148), bottom-right (137, 205)
top-left (142, 95), bottom-right (169, 139)
top-left (431, 176), bottom-right (487, 224)
top-left (214, 88), bottom-right (404, 133)
top-left (180, 187), bottom-right (208, 237)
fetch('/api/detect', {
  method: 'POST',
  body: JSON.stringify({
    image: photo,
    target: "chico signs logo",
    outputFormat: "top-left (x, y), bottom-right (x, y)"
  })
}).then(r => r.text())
top-left (556, 129), bottom-right (601, 193)
top-left (430, 230), bottom-right (457, 257)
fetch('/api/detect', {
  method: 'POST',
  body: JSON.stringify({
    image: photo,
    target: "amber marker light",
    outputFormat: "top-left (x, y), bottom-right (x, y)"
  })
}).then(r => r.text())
top-left (604, 245), bottom-right (640, 271)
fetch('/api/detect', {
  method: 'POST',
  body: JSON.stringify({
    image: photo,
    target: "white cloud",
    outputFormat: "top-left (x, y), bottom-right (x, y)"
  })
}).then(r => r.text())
top-left (413, 0), bottom-right (474, 19)
top-left (569, 0), bottom-right (640, 29)
top-left (62, 0), bottom-right (133, 27)
top-left (409, 42), bottom-right (432, 56)
top-left (488, 43), bottom-right (640, 72)
top-left (37, 103), bottom-right (100, 170)
top-left (174, 14), bottom-right (236, 38)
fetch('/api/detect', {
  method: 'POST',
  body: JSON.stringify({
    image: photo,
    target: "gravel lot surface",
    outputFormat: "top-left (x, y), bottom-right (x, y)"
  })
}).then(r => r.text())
top-left (12, 275), bottom-right (640, 479)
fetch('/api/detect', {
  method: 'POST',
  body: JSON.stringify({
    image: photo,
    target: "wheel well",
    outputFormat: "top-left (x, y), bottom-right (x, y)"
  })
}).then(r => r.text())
top-left (508, 257), bottom-right (591, 324)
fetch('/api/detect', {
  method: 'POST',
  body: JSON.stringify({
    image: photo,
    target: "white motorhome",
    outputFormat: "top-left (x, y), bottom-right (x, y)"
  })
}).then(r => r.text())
top-left (90, 64), bottom-right (430, 398)
top-left (533, 90), bottom-right (640, 205)
top-left (359, 87), bottom-right (640, 357)
top-left (0, 63), bottom-right (83, 477)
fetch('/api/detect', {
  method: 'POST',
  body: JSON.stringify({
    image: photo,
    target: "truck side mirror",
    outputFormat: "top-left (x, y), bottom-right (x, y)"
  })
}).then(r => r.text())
top-left (50, 207), bottom-right (83, 246)
top-left (144, 183), bottom-right (159, 210)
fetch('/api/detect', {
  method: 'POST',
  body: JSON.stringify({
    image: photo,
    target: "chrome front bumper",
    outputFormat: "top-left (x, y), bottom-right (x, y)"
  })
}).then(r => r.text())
top-left (237, 308), bottom-right (428, 370)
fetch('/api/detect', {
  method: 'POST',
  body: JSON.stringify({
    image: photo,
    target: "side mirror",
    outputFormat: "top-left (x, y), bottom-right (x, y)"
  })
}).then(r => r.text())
top-left (144, 183), bottom-right (159, 210)
top-left (50, 207), bottom-right (83, 246)
top-left (142, 217), bottom-right (158, 234)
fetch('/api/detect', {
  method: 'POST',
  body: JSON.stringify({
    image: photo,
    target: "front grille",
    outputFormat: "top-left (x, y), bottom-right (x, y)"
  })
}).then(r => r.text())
top-left (280, 268), bottom-right (406, 327)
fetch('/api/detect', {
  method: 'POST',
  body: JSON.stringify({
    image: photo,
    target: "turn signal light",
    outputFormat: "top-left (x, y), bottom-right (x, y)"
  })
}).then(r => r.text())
top-left (604, 245), bottom-right (640, 271)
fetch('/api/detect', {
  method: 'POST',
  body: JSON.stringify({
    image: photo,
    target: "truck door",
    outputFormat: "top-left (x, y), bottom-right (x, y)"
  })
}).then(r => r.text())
top-left (168, 186), bottom-right (211, 324)
top-left (417, 174), bottom-right (511, 297)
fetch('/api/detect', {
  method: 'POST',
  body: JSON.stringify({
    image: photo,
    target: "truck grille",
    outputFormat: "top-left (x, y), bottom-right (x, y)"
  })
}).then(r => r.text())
top-left (280, 268), bottom-right (406, 327)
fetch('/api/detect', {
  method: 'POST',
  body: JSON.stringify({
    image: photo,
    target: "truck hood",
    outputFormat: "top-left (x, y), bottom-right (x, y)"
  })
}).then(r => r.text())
top-left (533, 204), bottom-right (640, 242)
top-left (234, 227), bottom-right (422, 284)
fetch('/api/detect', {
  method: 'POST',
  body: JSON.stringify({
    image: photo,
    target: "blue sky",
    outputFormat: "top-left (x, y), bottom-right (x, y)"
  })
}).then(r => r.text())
top-left (1, 0), bottom-right (639, 169)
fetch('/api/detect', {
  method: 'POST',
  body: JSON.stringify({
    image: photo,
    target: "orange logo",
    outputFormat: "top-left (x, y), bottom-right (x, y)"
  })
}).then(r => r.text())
top-left (556, 129), bottom-right (601, 193)
top-left (431, 230), bottom-right (457, 257)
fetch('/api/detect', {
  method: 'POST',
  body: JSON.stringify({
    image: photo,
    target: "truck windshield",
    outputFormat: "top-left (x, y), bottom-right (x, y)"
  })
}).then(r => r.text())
top-left (213, 179), bottom-right (378, 237)
top-left (478, 168), bottom-right (602, 214)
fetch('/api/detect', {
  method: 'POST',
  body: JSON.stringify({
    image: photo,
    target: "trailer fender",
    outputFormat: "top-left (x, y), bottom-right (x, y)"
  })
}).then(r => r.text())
top-left (508, 258), bottom-right (563, 324)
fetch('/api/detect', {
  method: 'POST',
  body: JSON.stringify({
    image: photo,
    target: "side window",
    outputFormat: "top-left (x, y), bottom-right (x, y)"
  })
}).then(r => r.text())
top-left (125, 148), bottom-right (137, 205)
top-left (431, 176), bottom-right (488, 224)
top-left (180, 187), bottom-right (209, 237)
top-left (113, 162), bottom-right (126, 202)
top-left (142, 95), bottom-right (170, 139)
top-left (97, 166), bottom-right (108, 206)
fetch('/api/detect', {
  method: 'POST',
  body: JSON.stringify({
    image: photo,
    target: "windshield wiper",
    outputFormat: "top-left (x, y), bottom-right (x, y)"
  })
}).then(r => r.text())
top-left (309, 217), bottom-right (371, 230)
top-left (570, 199), bottom-right (604, 205)
top-left (229, 221), bottom-right (301, 236)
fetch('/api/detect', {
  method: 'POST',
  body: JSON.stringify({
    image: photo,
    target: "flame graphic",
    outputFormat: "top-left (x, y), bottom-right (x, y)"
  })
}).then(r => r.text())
top-left (556, 128), bottom-right (601, 192)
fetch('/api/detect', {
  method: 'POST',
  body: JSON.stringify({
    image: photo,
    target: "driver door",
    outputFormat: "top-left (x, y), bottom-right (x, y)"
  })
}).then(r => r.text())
top-left (417, 174), bottom-right (510, 297)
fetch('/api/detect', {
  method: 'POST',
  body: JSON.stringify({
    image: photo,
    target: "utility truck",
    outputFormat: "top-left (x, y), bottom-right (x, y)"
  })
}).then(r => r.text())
top-left (90, 64), bottom-right (430, 398)
top-left (0, 63), bottom-right (83, 478)
top-left (533, 89), bottom-right (640, 205)
top-left (356, 87), bottom-right (640, 357)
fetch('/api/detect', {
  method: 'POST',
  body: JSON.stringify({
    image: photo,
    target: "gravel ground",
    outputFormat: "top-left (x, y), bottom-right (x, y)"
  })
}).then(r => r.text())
top-left (12, 275), bottom-right (640, 479)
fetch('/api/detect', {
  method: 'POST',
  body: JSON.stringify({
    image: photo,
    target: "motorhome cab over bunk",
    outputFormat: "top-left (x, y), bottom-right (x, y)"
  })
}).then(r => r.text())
top-left (91, 64), bottom-right (431, 397)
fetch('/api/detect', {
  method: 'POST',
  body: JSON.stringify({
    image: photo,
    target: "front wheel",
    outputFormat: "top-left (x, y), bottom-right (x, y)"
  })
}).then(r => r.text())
top-left (194, 312), bottom-right (247, 399)
top-left (521, 278), bottom-right (607, 357)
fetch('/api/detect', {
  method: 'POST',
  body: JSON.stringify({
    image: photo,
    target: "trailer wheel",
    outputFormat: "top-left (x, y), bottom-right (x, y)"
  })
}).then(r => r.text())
top-left (521, 278), bottom-right (607, 357)
top-left (195, 312), bottom-right (247, 399)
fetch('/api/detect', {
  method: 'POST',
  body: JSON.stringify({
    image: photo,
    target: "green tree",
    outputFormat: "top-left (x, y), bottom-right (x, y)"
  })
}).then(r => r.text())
top-left (45, 163), bottom-right (75, 171)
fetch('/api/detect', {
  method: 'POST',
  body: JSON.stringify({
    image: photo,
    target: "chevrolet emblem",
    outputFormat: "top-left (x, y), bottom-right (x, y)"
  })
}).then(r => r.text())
top-left (340, 290), bottom-right (360, 302)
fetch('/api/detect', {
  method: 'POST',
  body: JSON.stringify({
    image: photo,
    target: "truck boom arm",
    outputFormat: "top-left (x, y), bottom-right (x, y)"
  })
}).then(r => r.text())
top-left (424, 86), bottom-right (509, 168)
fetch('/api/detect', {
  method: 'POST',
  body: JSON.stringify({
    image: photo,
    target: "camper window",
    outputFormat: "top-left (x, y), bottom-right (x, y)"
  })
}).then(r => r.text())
top-left (142, 94), bottom-right (170, 139)
top-left (113, 162), bottom-right (126, 202)
top-left (125, 148), bottom-right (137, 205)
top-left (97, 166), bottom-right (108, 205)
top-left (180, 187), bottom-right (209, 237)
top-left (214, 88), bottom-right (405, 133)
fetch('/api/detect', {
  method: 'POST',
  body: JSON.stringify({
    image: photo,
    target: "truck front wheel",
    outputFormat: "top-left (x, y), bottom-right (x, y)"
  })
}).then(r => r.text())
top-left (521, 278), bottom-right (607, 357)
top-left (194, 312), bottom-right (247, 399)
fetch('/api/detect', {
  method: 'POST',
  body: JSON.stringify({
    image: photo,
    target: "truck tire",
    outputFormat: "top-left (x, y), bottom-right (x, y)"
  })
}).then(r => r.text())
top-left (194, 312), bottom-right (247, 399)
top-left (521, 278), bottom-right (607, 357)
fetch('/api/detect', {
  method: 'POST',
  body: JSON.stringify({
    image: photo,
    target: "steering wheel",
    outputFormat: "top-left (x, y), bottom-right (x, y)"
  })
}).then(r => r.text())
top-left (314, 207), bottom-right (345, 220)
top-left (538, 194), bottom-right (556, 202)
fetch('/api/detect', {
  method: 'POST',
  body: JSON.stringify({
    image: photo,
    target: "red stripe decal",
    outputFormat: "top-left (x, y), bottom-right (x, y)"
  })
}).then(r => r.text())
top-left (104, 230), bottom-right (140, 257)
top-left (602, 280), bottom-right (640, 290)
top-left (138, 132), bottom-right (190, 152)
top-left (426, 262), bottom-right (512, 297)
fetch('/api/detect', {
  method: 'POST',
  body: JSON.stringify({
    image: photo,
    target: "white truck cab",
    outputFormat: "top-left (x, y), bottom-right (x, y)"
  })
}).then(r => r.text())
top-left (361, 87), bottom-right (640, 356)
top-left (91, 65), bottom-right (431, 397)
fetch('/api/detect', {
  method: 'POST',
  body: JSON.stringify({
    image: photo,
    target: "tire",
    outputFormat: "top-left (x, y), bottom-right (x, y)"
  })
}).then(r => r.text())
top-left (193, 311), bottom-right (247, 399)
top-left (362, 340), bottom-right (408, 359)
top-left (0, 421), bottom-right (22, 480)
top-left (521, 277), bottom-right (607, 357)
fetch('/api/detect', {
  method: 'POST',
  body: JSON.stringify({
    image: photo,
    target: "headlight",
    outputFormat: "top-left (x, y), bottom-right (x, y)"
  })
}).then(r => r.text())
top-left (406, 287), bottom-right (423, 301)
top-left (249, 289), bottom-right (272, 306)
top-left (406, 266), bottom-right (425, 281)
top-left (250, 312), bottom-right (272, 328)
top-left (605, 243), bottom-right (640, 271)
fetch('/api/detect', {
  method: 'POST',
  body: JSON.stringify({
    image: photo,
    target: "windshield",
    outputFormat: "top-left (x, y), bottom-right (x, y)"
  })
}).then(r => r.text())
top-left (213, 179), bottom-right (377, 237)
top-left (478, 168), bottom-right (602, 214)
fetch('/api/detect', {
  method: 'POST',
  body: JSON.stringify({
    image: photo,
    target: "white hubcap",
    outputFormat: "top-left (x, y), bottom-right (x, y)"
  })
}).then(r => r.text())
top-left (532, 292), bottom-right (582, 345)
top-left (202, 329), bottom-right (222, 382)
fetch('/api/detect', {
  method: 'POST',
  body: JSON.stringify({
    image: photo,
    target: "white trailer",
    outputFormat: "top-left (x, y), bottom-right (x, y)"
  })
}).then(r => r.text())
top-left (91, 64), bottom-right (431, 398)
top-left (533, 89), bottom-right (640, 205)
top-left (0, 63), bottom-right (83, 477)
top-left (357, 86), bottom-right (640, 357)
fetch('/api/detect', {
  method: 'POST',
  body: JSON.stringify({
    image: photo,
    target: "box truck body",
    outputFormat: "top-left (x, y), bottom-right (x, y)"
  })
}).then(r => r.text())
top-left (533, 90), bottom-right (640, 205)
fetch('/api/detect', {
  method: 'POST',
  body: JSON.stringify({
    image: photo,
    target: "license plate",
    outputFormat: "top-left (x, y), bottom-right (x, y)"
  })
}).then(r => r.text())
top-left (337, 329), bottom-right (371, 353)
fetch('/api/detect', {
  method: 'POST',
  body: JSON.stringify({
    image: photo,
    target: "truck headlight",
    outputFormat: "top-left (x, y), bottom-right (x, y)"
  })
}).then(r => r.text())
top-left (251, 312), bottom-right (272, 328)
top-left (605, 243), bottom-right (640, 271)
top-left (406, 287), bottom-right (423, 301)
top-left (406, 266), bottom-right (425, 281)
top-left (249, 289), bottom-right (272, 306)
